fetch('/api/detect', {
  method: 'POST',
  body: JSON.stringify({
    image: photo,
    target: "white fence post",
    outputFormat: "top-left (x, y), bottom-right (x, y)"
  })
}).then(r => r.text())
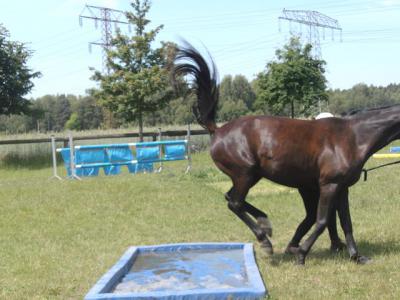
top-left (50, 135), bottom-right (62, 180)
top-left (68, 133), bottom-right (81, 180)
top-left (186, 123), bottom-right (192, 174)
top-left (157, 127), bottom-right (163, 172)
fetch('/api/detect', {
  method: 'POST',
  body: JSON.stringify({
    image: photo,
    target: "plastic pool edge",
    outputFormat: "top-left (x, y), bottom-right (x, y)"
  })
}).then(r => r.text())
top-left (85, 243), bottom-right (267, 300)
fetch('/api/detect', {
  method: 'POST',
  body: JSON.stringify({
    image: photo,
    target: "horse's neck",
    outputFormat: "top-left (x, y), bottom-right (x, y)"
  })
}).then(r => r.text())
top-left (351, 106), bottom-right (400, 160)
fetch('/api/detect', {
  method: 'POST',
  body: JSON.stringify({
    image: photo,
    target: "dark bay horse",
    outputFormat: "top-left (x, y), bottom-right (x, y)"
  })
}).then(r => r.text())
top-left (172, 42), bottom-right (400, 265)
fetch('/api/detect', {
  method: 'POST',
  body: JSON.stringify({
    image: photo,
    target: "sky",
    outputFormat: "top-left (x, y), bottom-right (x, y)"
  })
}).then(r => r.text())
top-left (1, 0), bottom-right (400, 98)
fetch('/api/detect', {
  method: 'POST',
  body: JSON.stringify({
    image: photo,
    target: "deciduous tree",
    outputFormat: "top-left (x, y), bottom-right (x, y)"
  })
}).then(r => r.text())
top-left (0, 24), bottom-right (40, 115)
top-left (255, 37), bottom-right (328, 118)
top-left (219, 75), bottom-right (255, 121)
top-left (90, 0), bottom-right (174, 140)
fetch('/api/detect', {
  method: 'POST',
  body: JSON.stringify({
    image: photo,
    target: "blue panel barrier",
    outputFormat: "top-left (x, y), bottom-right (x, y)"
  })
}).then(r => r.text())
top-left (75, 148), bottom-right (106, 176)
top-left (134, 162), bottom-right (154, 173)
top-left (104, 146), bottom-right (136, 175)
top-left (136, 146), bottom-right (160, 163)
top-left (56, 139), bottom-right (190, 179)
top-left (60, 148), bottom-right (72, 176)
top-left (135, 146), bottom-right (159, 173)
top-left (164, 144), bottom-right (186, 161)
top-left (61, 149), bottom-right (98, 177)
top-left (390, 146), bottom-right (400, 153)
top-left (107, 146), bottom-right (134, 162)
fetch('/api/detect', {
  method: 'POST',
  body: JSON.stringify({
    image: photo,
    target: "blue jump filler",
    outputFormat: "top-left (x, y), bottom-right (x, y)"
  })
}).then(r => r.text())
top-left (85, 243), bottom-right (267, 300)
top-left (56, 140), bottom-right (191, 178)
top-left (390, 146), bottom-right (400, 153)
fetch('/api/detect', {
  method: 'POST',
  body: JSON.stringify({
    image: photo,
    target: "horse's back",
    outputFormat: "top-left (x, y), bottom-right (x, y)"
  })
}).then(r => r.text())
top-left (213, 115), bottom-right (347, 156)
top-left (211, 115), bottom-right (352, 187)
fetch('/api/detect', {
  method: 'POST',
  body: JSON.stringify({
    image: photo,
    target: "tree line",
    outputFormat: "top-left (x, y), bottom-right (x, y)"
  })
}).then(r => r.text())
top-left (1, 0), bottom-right (400, 135)
top-left (2, 81), bottom-right (400, 134)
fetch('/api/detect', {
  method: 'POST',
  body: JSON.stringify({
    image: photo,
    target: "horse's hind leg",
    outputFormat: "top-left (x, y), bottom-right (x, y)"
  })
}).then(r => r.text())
top-left (225, 186), bottom-right (272, 237)
top-left (244, 201), bottom-right (273, 237)
top-left (226, 176), bottom-right (274, 254)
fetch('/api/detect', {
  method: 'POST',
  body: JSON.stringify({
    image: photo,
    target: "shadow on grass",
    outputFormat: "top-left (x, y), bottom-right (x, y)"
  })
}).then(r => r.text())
top-left (263, 239), bottom-right (400, 266)
top-left (357, 239), bottom-right (400, 256)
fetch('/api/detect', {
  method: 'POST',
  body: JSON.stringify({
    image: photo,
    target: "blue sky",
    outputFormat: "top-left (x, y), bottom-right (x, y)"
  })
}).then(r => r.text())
top-left (1, 0), bottom-right (400, 98)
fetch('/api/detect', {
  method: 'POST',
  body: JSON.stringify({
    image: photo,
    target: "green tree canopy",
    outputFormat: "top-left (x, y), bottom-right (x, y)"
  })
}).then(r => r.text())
top-left (90, 0), bottom-right (174, 140)
top-left (255, 37), bottom-right (328, 118)
top-left (75, 96), bottom-right (103, 130)
top-left (65, 112), bottom-right (80, 131)
top-left (53, 95), bottom-right (71, 132)
top-left (0, 24), bottom-right (40, 115)
top-left (218, 75), bottom-right (255, 121)
top-left (328, 83), bottom-right (400, 115)
top-left (219, 99), bottom-right (248, 121)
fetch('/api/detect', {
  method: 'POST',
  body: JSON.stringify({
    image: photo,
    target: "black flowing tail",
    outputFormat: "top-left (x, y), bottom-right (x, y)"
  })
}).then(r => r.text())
top-left (171, 41), bottom-right (219, 134)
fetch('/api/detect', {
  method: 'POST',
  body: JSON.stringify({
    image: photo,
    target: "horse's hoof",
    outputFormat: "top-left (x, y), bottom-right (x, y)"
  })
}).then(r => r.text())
top-left (284, 245), bottom-right (299, 255)
top-left (265, 227), bottom-right (272, 238)
top-left (293, 247), bottom-right (307, 265)
top-left (260, 242), bottom-right (273, 255)
top-left (258, 217), bottom-right (272, 237)
top-left (224, 192), bottom-right (231, 202)
top-left (352, 255), bottom-right (372, 265)
top-left (295, 254), bottom-right (306, 266)
top-left (330, 240), bottom-right (346, 253)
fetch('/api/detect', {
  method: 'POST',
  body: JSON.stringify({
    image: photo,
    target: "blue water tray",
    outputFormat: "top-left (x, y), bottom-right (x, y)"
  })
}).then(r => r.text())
top-left (85, 243), bottom-right (266, 300)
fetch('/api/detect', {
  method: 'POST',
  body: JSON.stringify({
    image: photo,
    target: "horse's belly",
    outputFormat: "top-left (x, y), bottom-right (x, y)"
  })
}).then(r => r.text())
top-left (265, 175), bottom-right (315, 188)
top-left (260, 164), bottom-right (317, 188)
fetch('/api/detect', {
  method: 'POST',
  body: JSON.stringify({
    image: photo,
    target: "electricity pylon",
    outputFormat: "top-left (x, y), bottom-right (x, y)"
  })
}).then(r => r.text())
top-left (278, 9), bottom-right (342, 57)
top-left (79, 4), bottom-right (130, 73)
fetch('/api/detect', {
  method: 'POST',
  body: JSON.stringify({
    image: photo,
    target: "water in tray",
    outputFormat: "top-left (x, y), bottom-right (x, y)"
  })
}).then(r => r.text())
top-left (113, 248), bottom-right (250, 293)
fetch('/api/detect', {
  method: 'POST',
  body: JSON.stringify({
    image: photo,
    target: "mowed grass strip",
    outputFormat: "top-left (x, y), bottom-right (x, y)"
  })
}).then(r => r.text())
top-left (0, 152), bottom-right (400, 299)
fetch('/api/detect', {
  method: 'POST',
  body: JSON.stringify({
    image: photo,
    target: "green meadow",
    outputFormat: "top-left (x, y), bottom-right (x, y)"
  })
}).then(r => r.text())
top-left (1, 147), bottom-right (400, 299)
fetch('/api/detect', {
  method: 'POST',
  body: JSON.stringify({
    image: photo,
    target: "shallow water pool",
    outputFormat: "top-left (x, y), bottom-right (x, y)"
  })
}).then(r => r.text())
top-left (113, 248), bottom-right (250, 293)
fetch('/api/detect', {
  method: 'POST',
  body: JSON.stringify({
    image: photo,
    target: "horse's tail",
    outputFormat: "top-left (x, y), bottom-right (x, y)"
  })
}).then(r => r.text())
top-left (171, 42), bottom-right (219, 134)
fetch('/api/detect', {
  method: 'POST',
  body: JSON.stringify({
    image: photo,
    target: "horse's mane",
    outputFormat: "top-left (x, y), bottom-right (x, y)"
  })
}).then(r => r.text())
top-left (341, 103), bottom-right (400, 117)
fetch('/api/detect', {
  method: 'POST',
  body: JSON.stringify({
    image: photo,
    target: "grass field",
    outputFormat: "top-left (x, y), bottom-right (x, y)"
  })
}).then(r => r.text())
top-left (1, 149), bottom-right (400, 299)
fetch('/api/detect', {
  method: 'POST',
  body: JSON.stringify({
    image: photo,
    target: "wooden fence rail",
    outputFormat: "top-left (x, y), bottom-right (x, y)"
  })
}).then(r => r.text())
top-left (0, 129), bottom-right (209, 146)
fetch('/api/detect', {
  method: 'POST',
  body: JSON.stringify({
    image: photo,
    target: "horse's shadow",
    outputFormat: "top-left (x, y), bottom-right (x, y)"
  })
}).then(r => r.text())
top-left (258, 239), bottom-right (400, 266)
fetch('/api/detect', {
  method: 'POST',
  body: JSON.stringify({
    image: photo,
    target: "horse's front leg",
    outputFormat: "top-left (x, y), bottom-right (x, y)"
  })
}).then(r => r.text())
top-left (337, 188), bottom-right (370, 264)
top-left (286, 188), bottom-right (345, 255)
top-left (296, 183), bottom-right (338, 265)
top-left (285, 188), bottom-right (317, 255)
top-left (328, 208), bottom-right (347, 252)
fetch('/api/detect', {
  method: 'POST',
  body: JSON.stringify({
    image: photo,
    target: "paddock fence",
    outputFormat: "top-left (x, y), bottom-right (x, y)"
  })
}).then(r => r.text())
top-left (0, 129), bottom-right (208, 146)
top-left (0, 128), bottom-right (210, 168)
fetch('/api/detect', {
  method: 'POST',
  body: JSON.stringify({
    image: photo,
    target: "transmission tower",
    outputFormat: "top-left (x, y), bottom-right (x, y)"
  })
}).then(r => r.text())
top-left (79, 5), bottom-right (130, 73)
top-left (278, 9), bottom-right (342, 57)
